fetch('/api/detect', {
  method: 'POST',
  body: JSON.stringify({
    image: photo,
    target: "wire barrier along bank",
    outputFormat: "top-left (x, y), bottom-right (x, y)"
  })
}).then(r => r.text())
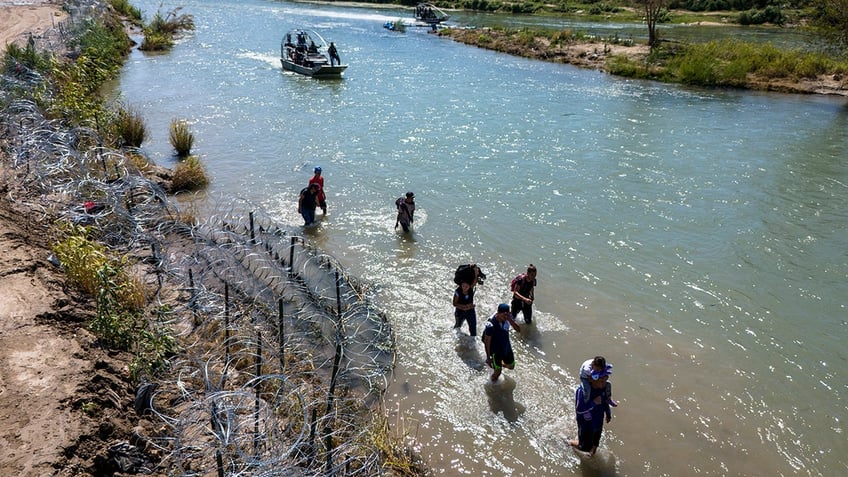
top-left (1, 7), bottom-right (397, 475)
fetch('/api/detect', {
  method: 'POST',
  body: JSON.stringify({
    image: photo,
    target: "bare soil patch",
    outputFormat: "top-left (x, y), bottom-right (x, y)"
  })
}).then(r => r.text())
top-left (0, 1), bottom-right (67, 54)
top-left (0, 161), bottom-right (145, 476)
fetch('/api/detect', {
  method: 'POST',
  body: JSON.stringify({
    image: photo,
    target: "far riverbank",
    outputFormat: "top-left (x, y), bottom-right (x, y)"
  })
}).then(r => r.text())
top-left (438, 26), bottom-right (847, 96)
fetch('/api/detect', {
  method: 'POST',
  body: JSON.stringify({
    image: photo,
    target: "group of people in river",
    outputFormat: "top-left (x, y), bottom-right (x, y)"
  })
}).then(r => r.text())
top-left (452, 262), bottom-right (618, 456)
top-left (296, 168), bottom-right (617, 456)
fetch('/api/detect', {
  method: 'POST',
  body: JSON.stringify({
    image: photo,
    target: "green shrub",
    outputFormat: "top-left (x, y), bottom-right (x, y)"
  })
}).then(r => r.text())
top-left (172, 155), bottom-right (209, 192)
top-left (53, 223), bottom-right (174, 380)
top-left (140, 8), bottom-right (195, 51)
top-left (3, 41), bottom-right (52, 74)
top-left (108, 0), bottom-right (142, 24)
top-left (140, 31), bottom-right (174, 51)
top-left (169, 119), bottom-right (194, 157)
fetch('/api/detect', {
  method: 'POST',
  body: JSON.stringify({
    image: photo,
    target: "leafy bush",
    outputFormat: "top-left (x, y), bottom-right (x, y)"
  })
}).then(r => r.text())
top-left (140, 7), bottom-right (195, 51)
top-left (169, 119), bottom-right (194, 157)
top-left (49, 18), bottom-right (131, 126)
top-left (53, 223), bottom-right (174, 380)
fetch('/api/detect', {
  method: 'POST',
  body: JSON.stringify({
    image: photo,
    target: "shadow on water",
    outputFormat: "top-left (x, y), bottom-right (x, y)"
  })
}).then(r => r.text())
top-left (395, 231), bottom-right (418, 261)
top-left (454, 331), bottom-right (484, 371)
top-left (513, 320), bottom-right (545, 351)
top-left (483, 375), bottom-right (526, 423)
top-left (573, 448), bottom-right (619, 477)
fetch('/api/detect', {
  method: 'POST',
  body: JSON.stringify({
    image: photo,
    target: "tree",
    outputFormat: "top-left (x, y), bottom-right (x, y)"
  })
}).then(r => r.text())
top-left (811, 0), bottom-right (848, 50)
top-left (639, 0), bottom-right (667, 49)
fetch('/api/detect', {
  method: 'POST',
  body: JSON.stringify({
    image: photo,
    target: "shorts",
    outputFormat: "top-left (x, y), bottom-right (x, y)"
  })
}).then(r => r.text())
top-left (490, 349), bottom-right (515, 370)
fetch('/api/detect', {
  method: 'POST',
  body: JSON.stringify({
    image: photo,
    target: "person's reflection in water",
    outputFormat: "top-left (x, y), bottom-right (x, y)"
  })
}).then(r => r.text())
top-left (454, 334), bottom-right (484, 370)
top-left (395, 231), bottom-right (417, 262)
top-left (483, 376), bottom-right (525, 423)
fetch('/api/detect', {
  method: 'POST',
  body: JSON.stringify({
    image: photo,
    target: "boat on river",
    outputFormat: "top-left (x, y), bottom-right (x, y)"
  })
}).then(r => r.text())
top-left (414, 3), bottom-right (449, 24)
top-left (280, 29), bottom-right (346, 78)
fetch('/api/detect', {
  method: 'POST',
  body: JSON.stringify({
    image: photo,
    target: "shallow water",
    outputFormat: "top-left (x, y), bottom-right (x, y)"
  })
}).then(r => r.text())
top-left (117, 1), bottom-right (848, 475)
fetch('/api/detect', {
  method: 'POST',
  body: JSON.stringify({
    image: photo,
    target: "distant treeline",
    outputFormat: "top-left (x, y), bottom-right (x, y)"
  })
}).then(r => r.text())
top-left (324, 0), bottom-right (818, 27)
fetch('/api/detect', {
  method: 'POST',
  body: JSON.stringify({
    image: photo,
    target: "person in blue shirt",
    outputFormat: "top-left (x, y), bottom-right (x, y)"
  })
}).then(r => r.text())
top-left (568, 370), bottom-right (614, 456)
top-left (298, 183), bottom-right (320, 226)
top-left (483, 303), bottom-right (520, 381)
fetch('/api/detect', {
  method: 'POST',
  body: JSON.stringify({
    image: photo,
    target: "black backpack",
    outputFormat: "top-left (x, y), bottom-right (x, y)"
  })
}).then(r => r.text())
top-left (453, 264), bottom-right (486, 286)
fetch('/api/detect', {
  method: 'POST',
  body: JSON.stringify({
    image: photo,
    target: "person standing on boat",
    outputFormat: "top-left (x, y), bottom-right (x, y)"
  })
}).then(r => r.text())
top-left (395, 191), bottom-right (415, 233)
top-left (309, 166), bottom-right (327, 215)
top-left (298, 183), bottom-right (320, 226)
top-left (328, 42), bottom-right (341, 67)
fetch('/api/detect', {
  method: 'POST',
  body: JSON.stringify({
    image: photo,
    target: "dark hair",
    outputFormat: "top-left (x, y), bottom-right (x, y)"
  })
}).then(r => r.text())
top-left (592, 356), bottom-right (606, 368)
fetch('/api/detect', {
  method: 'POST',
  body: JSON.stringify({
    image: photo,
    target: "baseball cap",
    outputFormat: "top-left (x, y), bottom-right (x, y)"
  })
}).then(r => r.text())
top-left (497, 303), bottom-right (510, 313)
top-left (314, 166), bottom-right (322, 173)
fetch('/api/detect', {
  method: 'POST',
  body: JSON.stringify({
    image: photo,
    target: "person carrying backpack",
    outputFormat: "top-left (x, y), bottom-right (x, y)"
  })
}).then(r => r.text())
top-left (298, 183), bottom-right (321, 226)
top-left (395, 191), bottom-right (415, 233)
top-left (510, 264), bottom-right (537, 324)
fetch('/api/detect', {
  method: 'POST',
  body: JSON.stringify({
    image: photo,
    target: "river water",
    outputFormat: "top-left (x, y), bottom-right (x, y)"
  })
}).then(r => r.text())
top-left (116, 1), bottom-right (848, 475)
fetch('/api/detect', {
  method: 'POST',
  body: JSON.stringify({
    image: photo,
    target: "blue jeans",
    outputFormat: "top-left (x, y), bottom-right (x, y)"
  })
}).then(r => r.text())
top-left (454, 308), bottom-right (477, 336)
top-left (301, 207), bottom-right (316, 225)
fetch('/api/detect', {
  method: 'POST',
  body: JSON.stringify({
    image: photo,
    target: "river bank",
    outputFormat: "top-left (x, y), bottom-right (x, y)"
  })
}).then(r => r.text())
top-left (1, 1), bottom-right (409, 475)
top-left (438, 26), bottom-right (848, 96)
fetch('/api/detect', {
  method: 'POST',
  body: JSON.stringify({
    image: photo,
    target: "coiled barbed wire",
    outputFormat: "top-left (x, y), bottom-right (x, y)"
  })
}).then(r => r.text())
top-left (1, 3), bottom-right (402, 472)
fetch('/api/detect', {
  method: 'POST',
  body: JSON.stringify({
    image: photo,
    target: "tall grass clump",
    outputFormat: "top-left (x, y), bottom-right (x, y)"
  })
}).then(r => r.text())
top-left (169, 118), bottom-right (194, 156)
top-left (668, 40), bottom-right (749, 86)
top-left (114, 103), bottom-right (148, 147)
top-left (140, 7), bottom-right (195, 51)
top-left (172, 155), bottom-right (209, 192)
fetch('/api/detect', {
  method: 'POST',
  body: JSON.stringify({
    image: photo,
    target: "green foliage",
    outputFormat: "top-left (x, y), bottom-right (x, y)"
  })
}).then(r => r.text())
top-left (3, 41), bottom-right (53, 75)
top-left (108, 0), bottom-right (142, 24)
top-left (811, 0), bottom-right (848, 49)
top-left (129, 306), bottom-right (178, 380)
top-left (395, 19), bottom-right (407, 32)
top-left (140, 7), bottom-right (195, 51)
top-left (49, 18), bottom-right (131, 126)
top-left (114, 103), bottom-right (148, 148)
top-left (641, 39), bottom-right (848, 86)
top-left (737, 5), bottom-right (785, 25)
top-left (169, 119), bottom-right (195, 157)
top-left (52, 223), bottom-right (175, 381)
top-left (81, 401), bottom-right (101, 416)
top-left (172, 155), bottom-right (210, 192)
